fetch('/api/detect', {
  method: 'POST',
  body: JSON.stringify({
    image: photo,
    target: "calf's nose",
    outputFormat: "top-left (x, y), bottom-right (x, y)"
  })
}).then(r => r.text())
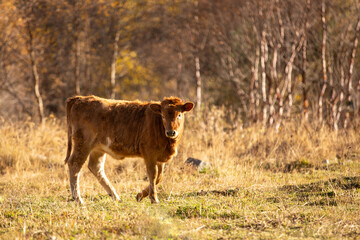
top-left (166, 130), bottom-right (177, 137)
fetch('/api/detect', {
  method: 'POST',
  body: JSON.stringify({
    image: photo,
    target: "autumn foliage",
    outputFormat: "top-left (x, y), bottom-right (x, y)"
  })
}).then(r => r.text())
top-left (0, 0), bottom-right (359, 128)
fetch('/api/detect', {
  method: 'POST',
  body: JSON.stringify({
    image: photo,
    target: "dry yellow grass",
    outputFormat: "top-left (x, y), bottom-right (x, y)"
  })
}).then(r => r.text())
top-left (1, 113), bottom-right (360, 239)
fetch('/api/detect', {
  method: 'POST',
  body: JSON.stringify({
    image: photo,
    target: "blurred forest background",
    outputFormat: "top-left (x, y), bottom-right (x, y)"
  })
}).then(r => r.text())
top-left (0, 0), bottom-right (359, 129)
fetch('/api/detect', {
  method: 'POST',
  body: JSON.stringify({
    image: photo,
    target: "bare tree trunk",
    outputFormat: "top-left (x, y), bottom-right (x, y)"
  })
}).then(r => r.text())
top-left (75, 39), bottom-right (81, 95)
top-left (318, 0), bottom-right (327, 122)
top-left (176, 52), bottom-right (183, 97)
top-left (328, 55), bottom-right (337, 129)
top-left (275, 0), bottom-right (284, 46)
top-left (335, 67), bottom-right (345, 129)
top-left (344, 17), bottom-right (360, 128)
top-left (285, 44), bottom-right (296, 118)
top-left (84, 17), bottom-right (90, 94)
top-left (250, 48), bottom-right (260, 122)
top-left (276, 41), bottom-right (299, 130)
top-left (31, 53), bottom-right (44, 124)
top-left (194, 0), bottom-right (202, 111)
top-left (73, 0), bottom-right (81, 95)
top-left (269, 44), bottom-right (278, 126)
top-left (334, 24), bottom-right (353, 129)
top-left (195, 55), bottom-right (201, 111)
top-left (27, 22), bottom-right (44, 125)
top-left (274, 0), bottom-right (284, 129)
top-left (348, 17), bottom-right (360, 85)
top-left (110, 30), bottom-right (120, 99)
top-left (302, 39), bottom-right (309, 120)
top-left (332, 96), bottom-right (339, 131)
top-left (260, 29), bottom-right (268, 125)
top-left (302, 0), bottom-right (310, 121)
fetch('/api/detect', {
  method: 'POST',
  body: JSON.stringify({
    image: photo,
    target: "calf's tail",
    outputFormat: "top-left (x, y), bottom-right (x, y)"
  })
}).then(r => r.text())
top-left (64, 98), bottom-right (75, 164)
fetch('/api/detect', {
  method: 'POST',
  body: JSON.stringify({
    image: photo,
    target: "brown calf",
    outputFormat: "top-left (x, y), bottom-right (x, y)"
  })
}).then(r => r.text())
top-left (64, 95), bottom-right (194, 204)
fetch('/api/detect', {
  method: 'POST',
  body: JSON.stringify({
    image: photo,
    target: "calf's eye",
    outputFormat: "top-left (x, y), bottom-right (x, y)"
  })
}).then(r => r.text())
top-left (177, 114), bottom-right (182, 119)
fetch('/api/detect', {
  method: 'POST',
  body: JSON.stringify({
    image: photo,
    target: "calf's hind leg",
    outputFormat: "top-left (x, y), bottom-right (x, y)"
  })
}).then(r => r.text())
top-left (88, 151), bottom-right (120, 201)
top-left (68, 148), bottom-right (90, 204)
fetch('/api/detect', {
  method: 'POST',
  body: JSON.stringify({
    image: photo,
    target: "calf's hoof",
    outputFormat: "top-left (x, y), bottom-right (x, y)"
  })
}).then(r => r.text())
top-left (136, 193), bottom-right (143, 202)
top-left (150, 198), bottom-right (160, 204)
top-left (109, 193), bottom-right (121, 202)
top-left (72, 197), bottom-right (84, 205)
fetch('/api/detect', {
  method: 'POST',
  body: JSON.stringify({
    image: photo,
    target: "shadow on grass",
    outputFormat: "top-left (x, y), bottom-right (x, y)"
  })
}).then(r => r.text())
top-left (280, 176), bottom-right (360, 192)
top-left (183, 188), bottom-right (240, 197)
top-left (277, 176), bottom-right (360, 206)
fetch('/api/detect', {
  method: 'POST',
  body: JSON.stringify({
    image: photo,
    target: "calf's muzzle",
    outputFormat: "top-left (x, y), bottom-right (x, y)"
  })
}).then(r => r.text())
top-left (166, 130), bottom-right (178, 138)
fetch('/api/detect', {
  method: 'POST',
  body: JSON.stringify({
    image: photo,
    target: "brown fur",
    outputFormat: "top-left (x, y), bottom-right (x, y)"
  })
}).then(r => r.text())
top-left (64, 95), bottom-right (194, 204)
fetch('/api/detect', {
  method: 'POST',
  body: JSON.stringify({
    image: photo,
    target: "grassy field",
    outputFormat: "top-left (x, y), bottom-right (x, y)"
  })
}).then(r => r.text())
top-left (1, 114), bottom-right (360, 239)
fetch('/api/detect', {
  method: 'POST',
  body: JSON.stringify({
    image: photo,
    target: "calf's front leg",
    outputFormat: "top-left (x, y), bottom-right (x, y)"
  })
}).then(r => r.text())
top-left (137, 162), bottom-right (165, 203)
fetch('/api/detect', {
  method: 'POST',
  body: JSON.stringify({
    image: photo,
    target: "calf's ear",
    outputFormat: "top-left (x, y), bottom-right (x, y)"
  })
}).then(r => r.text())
top-left (182, 102), bottom-right (194, 112)
top-left (150, 103), bottom-right (162, 114)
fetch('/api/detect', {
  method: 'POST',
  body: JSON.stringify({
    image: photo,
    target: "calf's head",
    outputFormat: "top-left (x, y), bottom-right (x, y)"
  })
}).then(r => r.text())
top-left (150, 97), bottom-right (194, 139)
